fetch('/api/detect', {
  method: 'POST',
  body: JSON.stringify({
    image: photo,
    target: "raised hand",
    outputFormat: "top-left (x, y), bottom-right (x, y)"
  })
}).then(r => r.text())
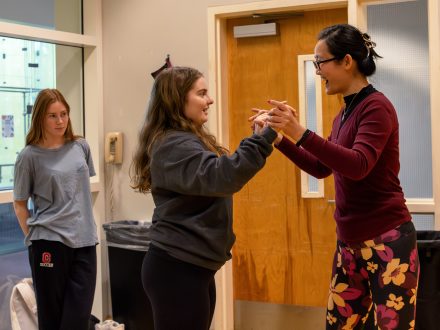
top-left (247, 108), bottom-right (267, 134)
top-left (249, 108), bottom-right (268, 123)
top-left (267, 100), bottom-right (305, 141)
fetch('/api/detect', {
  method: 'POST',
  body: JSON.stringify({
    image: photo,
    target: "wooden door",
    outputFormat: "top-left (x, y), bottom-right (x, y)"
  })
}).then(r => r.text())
top-left (227, 8), bottom-right (347, 307)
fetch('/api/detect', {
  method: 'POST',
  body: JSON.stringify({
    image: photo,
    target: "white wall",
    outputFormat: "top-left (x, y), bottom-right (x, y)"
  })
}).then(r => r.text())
top-left (102, 0), bottom-right (259, 222)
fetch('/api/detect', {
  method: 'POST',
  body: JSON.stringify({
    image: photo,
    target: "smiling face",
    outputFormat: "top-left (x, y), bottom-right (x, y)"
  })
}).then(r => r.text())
top-left (43, 101), bottom-right (69, 142)
top-left (314, 39), bottom-right (353, 96)
top-left (183, 77), bottom-right (213, 127)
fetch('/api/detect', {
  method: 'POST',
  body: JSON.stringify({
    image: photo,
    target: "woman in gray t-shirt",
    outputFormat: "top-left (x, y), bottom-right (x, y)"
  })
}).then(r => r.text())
top-left (13, 89), bottom-right (97, 330)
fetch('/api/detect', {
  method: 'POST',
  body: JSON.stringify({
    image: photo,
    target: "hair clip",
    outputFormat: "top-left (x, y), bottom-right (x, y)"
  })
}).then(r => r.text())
top-left (362, 34), bottom-right (376, 49)
top-left (362, 33), bottom-right (376, 57)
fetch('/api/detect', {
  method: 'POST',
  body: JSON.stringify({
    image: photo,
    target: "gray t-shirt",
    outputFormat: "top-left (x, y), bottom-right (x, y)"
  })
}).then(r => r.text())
top-left (13, 138), bottom-right (98, 248)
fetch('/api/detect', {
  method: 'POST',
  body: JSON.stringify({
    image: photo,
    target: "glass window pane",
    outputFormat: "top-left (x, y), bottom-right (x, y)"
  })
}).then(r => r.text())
top-left (0, 36), bottom-right (84, 191)
top-left (0, 202), bottom-right (32, 322)
top-left (305, 61), bottom-right (319, 193)
top-left (367, 0), bottom-right (432, 199)
top-left (305, 61), bottom-right (317, 132)
top-left (0, 203), bottom-right (26, 255)
top-left (412, 214), bottom-right (434, 231)
top-left (0, 0), bottom-right (83, 34)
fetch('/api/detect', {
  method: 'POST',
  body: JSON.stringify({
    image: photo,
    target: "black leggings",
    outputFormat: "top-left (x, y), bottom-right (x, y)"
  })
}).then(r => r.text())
top-left (141, 245), bottom-right (217, 330)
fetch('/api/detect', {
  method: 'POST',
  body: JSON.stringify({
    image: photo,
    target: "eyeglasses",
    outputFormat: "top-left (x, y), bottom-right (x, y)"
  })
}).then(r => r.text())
top-left (312, 57), bottom-right (337, 70)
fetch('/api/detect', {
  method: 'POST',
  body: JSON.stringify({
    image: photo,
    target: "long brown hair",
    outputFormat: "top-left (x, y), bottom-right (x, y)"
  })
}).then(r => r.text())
top-left (131, 66), bottom-right (227, 193)
top-left (26, 88), bottom-right (78, 145)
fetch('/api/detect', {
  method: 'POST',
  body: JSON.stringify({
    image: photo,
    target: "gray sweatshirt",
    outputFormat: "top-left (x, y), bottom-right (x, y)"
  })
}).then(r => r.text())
top-left (149, 127), bottom-right (277, 270)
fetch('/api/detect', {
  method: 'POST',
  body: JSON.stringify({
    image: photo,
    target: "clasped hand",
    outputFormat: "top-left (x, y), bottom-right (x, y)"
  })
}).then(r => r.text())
top-left (249, 100), bottom-right (305, 141)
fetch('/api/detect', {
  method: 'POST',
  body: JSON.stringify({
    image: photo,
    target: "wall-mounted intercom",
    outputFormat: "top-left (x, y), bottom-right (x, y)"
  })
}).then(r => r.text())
top-left (105, 132), bottom-right (123, 164)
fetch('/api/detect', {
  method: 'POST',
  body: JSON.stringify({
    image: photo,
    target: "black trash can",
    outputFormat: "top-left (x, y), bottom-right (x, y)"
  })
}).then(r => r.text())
top-left (103, 220), bottom-right (154, 330)
top-left (416, 231), bottom-right (440, 330)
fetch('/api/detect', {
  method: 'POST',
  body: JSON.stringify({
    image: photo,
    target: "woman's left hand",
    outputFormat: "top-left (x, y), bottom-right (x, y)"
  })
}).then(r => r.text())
top-left (250, 107), bottom-right (284, 134)
top-left (251, 110), bottom-right (270, 134)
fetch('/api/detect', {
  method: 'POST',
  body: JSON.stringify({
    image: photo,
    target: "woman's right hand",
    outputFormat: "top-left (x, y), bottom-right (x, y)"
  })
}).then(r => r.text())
top-left (13, 200), bottom-right (30, 236)
top-left (267, 100), bottom-right (305, 141)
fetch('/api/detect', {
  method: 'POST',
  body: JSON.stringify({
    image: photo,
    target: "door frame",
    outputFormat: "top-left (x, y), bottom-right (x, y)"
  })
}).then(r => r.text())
top-left (207, 1), bottom-right (440, 329)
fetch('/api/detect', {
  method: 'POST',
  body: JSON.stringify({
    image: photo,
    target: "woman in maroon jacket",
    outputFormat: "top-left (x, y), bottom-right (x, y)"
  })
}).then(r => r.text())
top-left (254, 24), bottom-right (419, 329)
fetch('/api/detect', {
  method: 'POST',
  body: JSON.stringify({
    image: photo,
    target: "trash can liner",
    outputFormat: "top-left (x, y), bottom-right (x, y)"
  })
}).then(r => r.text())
top-left (103, 220), bottom-right (154, 329)
top-left (416, 230), bottom-right (440, 248)
top-left (103, 220), bottom-right (151, 252)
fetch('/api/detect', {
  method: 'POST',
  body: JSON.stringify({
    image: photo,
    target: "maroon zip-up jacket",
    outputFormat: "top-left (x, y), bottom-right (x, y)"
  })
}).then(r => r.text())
top-left (276, 89), bottom-right (411, 244)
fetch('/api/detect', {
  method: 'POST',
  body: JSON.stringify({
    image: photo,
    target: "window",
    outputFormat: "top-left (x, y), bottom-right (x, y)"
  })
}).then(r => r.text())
top-left (298, 55), bottom-right (324, 198)
top-left (0, 203), bottom-right (26, 254)
top-left (0, 36), bottom-right (84, 191)
top-left (0, 0), bottom-right (83, 34)
top-left (366, 0), bottom-right (434, 230)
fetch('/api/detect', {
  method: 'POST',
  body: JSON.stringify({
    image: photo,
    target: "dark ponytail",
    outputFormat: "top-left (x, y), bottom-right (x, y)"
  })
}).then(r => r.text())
top-left (318, 24), bottom-right (382, 77)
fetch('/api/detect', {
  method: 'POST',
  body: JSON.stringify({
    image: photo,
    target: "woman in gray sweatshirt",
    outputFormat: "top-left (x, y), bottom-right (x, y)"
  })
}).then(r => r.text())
top-left (131, 66), bottom-right (277, 330)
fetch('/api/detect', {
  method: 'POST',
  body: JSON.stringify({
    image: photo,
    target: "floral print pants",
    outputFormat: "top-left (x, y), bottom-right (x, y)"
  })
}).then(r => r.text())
top-left (326, 221), bottom-right (419, 330)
